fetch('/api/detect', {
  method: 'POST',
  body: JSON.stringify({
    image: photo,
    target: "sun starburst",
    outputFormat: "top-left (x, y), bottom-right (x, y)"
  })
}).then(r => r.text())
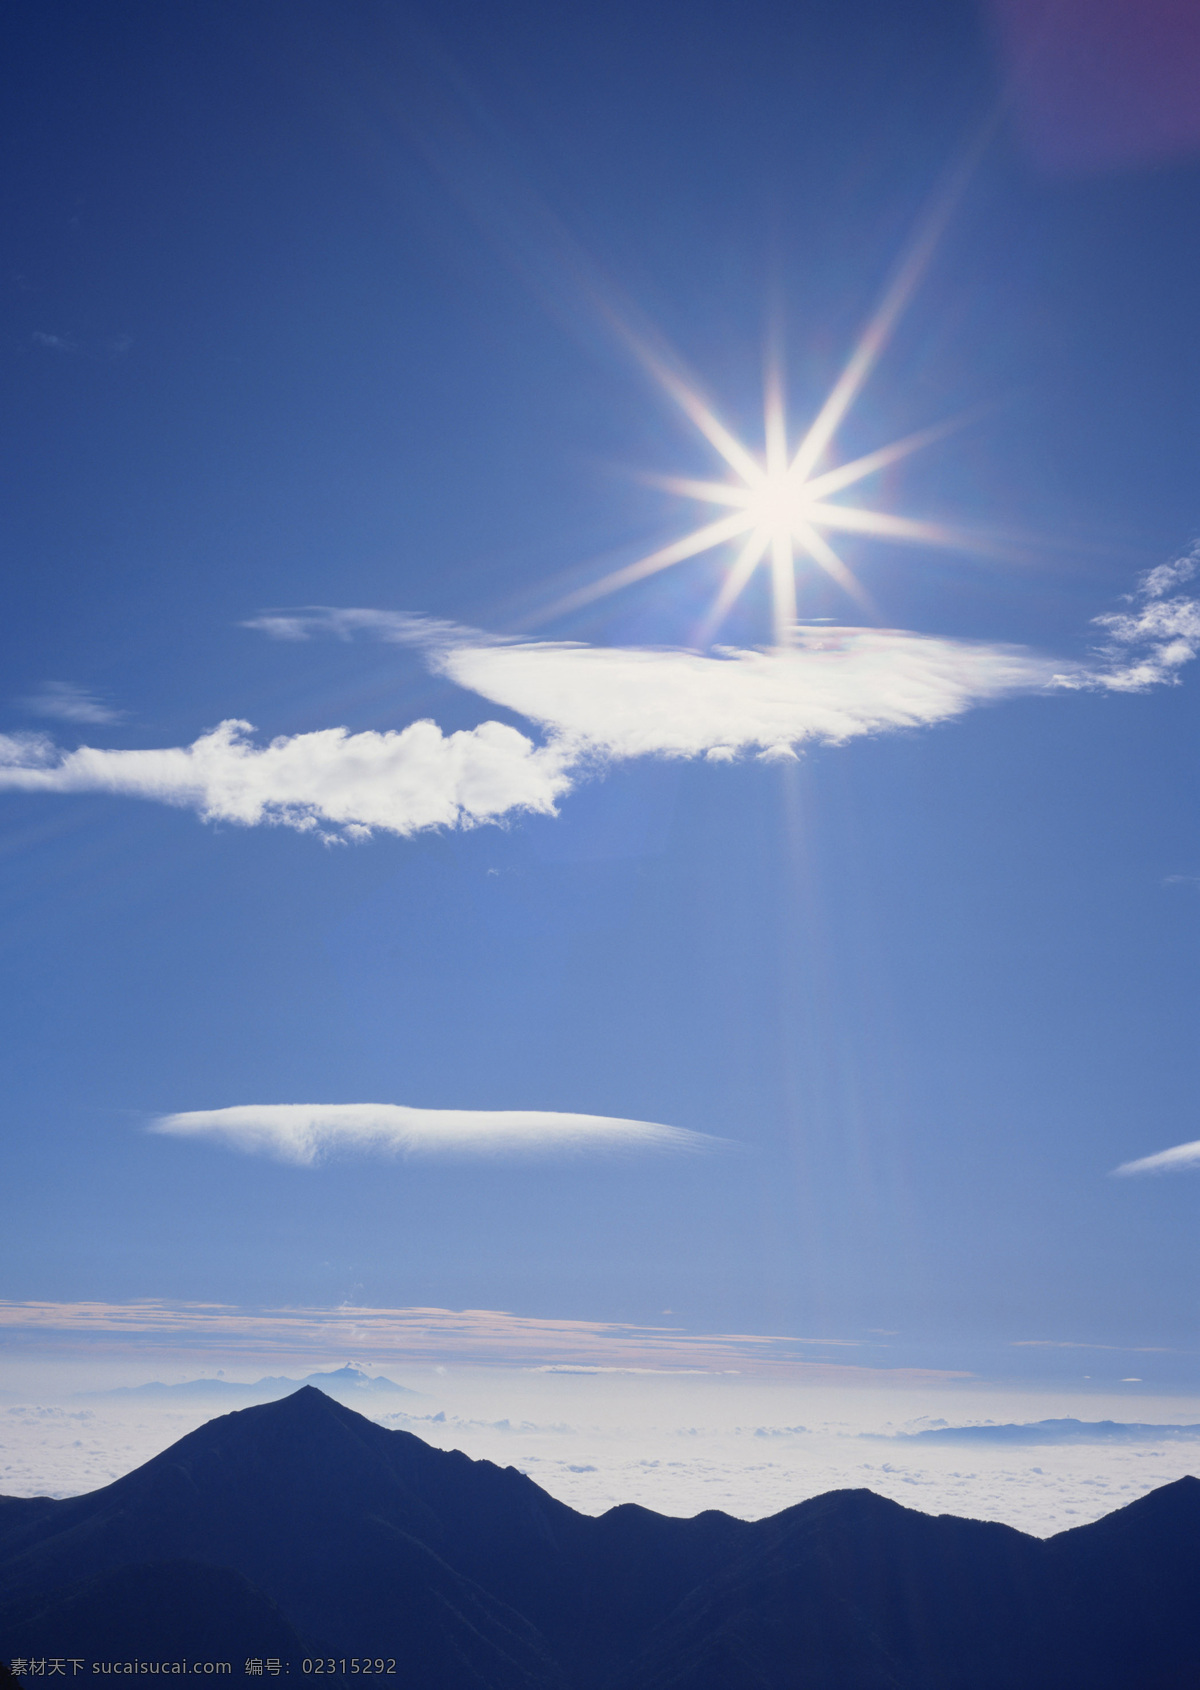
top-left (543, 155), bottom-right (988, 644)
top-left (551, 355), bottom-right (973, 645)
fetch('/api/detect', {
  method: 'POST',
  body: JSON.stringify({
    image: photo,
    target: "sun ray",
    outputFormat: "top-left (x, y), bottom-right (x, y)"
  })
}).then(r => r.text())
top-left (788, 152), bottom-right (979, 487)
top-left (547, 393), bottom-right (979, 631)
top-left (641, 474), bottom-right (754, 509)
top-left (770, 530), bottom-right (797, 641)
top-left (802, 414), bottom-right (967, 502)
top-left (696, 527), bottom-right (773, 643)
top-left (634, 345), bottom-right (766, 486)
top-left (804, 503), bottom-right (970, 548)
top-left (793, 523), bottom-right (875, 616)
top-left (545, 508), bottom-right (754, 618)
top-left (788, 250), bottom-right (930, 488)
top-left (804, 501), bottom-right (1029, 564)
top-left (764, 363), bottom-right (788, 482)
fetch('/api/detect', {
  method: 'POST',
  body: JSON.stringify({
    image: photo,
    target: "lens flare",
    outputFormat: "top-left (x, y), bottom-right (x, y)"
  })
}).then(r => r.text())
top-left (552, 360), bottom-right (974, 644)
top-left (544, 150), bottom-right (995, 644)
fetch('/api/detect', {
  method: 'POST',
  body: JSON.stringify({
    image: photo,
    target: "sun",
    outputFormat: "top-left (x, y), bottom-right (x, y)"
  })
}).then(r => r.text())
top-left (544, 169), bottom-right (983, 644)
top-left (652, 364), bottom-right (967, 642)
top-left (551, 353), bottom-right (966, 644)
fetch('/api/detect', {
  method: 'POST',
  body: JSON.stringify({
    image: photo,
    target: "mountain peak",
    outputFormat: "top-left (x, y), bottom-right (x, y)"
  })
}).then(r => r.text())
top-left (5, 1409), bottom-right (1199, 1689)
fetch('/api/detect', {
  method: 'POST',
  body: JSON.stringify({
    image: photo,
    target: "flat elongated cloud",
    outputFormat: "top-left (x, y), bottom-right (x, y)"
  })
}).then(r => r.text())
top-left (151, 1102), bottom-right (721, 1163)
top-left (436, 630), bottom-right (1061, 760)
top-left (0, 1298), bottom-right (957, 1382)
top-left (18, 680), bottom-right (125, 725)
top-left (1112, 1139), bottom-right (1200, 1177)
top-left (247, 607), bottom-right (1066, 757)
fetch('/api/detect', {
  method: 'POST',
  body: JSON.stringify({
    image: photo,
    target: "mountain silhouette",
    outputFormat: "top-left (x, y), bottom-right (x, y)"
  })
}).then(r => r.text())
top-left (2, 1387), bottom-right (1197, 1688)
top-left (891, 1416), bottom-right (1200, 1446)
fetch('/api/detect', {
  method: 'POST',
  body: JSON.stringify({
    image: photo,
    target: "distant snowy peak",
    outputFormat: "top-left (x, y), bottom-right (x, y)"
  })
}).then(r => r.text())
top-left (292, 1365), bottom-right (417, 1396)
top-left (84, 1363), bottom-right (418, 1401)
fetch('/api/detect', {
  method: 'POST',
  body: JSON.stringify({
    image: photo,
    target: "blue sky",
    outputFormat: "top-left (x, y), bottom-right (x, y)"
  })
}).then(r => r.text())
top-left (3, 0), bottom-right (1200, 1400)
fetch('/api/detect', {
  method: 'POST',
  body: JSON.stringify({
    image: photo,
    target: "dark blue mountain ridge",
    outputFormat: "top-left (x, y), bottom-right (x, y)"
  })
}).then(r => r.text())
top-left (1, 1387), bottom-right (1197, 1689)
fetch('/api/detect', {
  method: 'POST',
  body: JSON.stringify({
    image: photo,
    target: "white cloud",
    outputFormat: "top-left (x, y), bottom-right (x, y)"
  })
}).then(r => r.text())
top-left (1141, 543), bottom-right (1199, 601)
top-left (6, 1362), bottom-right (1197, 1535)
top-left (150, 1102), bottom-right (722, 1163)
top-left (245, 578), bottom-right (1200, 769)
top-left (0, 624), bottom-right (1065, 842)
top-left (18, 680), bottom-right (125, 725)
top-left (247, 607), bottom-right (1066, 757)
top-left (10, 552), bottom-right (1200, 844)
top-left (0, 717), bottom-right (570, 841)
top-left (1065, 542), bottom-right (1200, 692)
top-left (1112, 1139), bottom-right (1200, 1177)
top-left (435, 630), bottom-right (1061, 760)
top-left (243, 607), bottom-right (461, 646)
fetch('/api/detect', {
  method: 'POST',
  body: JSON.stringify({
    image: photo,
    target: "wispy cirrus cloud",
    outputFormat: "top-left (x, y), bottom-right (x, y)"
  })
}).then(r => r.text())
top-left (1112, 1138), bottom-right (1200, 1177)
top-left (242, 608), bottom-right (465, 646)
top-left (18, 680), bottom-right (125, 725)
top-left (31, 330), bottom-right (132, 360)
top-left (261, 542), bottom-right (1200, 725)
top-left (31, 330), bottom-right (79, 354)
top-left (0, 1298), bottom-right (958, 1380)
top-left (151, 1102), bottom-right (721, 1163)
top-left (1010, 1339), bottom-right (1172, 1352)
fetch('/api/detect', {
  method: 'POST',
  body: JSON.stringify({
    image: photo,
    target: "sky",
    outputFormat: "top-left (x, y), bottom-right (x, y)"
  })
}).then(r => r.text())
top-left (3, 0), bottom-right (1200, 1519)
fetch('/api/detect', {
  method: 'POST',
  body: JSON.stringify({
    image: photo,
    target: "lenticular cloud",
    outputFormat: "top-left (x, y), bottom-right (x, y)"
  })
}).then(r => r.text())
top-left (1112, 1139), bottom-right (1200, 1177)
top-left (437, 628), bottom-right (1061, 761)
top-left (151, 1103), bottom-right (719, 1163)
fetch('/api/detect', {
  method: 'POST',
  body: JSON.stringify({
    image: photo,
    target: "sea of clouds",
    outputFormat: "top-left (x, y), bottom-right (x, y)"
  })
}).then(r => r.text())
top-left (3, 1365), bottom-right (1197, 1539)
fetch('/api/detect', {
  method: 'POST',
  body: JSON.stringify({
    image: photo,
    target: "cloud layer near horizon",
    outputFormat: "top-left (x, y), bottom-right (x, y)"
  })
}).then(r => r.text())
top-left (0, 1297), bottom-right (950, 1382)
top-left (151, 1102), bottom-right (720, 1163)
top-left (2, 551), bottom-right (1196, 842)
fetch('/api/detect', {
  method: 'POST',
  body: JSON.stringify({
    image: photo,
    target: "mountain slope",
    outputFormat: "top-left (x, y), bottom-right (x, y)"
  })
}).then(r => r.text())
top-left (0, 1389), bottom-right (565, 1688)
top-left (628, 1477), bottom-right (1200, 1690)
top-left (1, 1388), bottom-right (1197, 1689)
top-left (3, 1560), bottom-right (318, 1661)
